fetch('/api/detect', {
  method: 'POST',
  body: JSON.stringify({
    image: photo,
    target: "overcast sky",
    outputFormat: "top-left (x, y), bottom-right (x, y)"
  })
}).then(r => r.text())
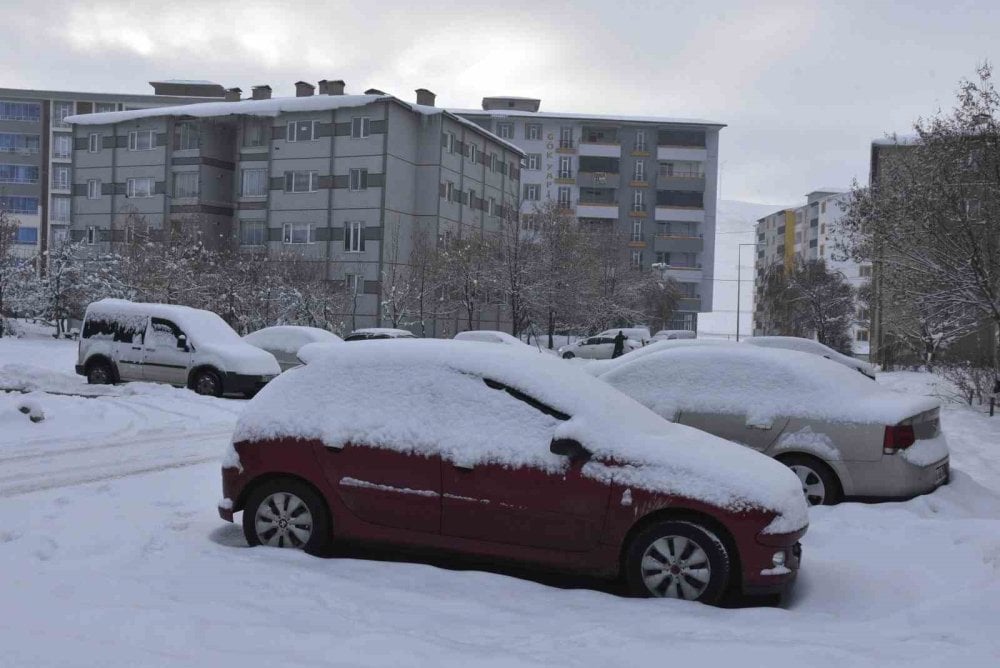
top-left (2, 0), bottom-right (997, 206)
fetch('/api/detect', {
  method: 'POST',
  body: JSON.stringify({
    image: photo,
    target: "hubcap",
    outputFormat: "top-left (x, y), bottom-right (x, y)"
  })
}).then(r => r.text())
top-left (640, 535), bottom-right (711, 600)
top-left (254, 492), bottom-right (313, 549)
top-left (90, 367), bottom-right (108, 383)
top-left (196, 374), bottom-right (218, 395)
top-left (790, 464), bottom-right (826, 506)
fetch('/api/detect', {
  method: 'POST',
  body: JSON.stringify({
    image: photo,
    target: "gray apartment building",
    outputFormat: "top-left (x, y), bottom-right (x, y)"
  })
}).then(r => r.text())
top-left (0, 81), bottom-right (226, 258)
top-left (65, 82), bottom-right (523, 333)
top-left (453, 97), bottom-right (724, 331)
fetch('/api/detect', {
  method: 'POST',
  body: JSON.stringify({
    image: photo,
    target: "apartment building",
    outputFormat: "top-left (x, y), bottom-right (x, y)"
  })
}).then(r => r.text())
top-left (453, 97), bottom-right (723, 331)
top-left (0, 81), bottom-right (225, 258)
top-left (66, 82), bottom-right (522, 333)
top-left (752, 190), bottom-right (871, 358)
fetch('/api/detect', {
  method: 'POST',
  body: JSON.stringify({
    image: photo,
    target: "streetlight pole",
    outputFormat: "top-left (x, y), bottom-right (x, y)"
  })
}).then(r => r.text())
top-left (736, 242), bottom-right (759, 341)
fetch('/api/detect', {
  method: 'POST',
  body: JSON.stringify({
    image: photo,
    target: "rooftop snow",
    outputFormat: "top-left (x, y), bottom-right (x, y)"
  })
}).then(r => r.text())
top-left (151, 80), bottom-right (221, 85)
top-left (450, 107), bottom-right (726, 127)
top-left (64, 95), bottom-right (525, 155)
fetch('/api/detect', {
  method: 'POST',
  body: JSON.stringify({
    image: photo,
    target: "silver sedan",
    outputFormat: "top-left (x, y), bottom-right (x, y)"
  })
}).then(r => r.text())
top-left (591, 343), bottom-right (949, 505)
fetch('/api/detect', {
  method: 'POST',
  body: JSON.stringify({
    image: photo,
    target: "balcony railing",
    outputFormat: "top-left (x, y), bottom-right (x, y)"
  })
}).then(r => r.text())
top-left (630, 233), bottom-right (645, 242)
top-left (558, 138), bottom-right (575, 149)
top-left (577, 198), bottom-right (618, 206)
top-left (557, 170), bottom-right (573, 179)
top-left (658, 170), bottom-right (705, 178)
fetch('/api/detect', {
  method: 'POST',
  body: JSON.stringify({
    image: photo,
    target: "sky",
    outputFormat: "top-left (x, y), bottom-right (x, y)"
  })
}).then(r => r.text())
top-left (1, 0), bottom-right (997, 206)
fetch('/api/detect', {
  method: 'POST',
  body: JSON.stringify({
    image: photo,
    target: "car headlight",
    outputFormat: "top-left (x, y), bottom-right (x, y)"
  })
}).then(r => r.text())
top-left (772, 551), bottom-right (786, 567)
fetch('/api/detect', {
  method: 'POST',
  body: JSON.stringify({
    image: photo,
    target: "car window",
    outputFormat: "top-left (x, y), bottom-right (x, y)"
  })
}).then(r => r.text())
top-left (584, 337), bottom-right (599, 345)
top-left (149, 318), bottom-right (184, 347)
top-left (112, 318), bottom-right (146, 344)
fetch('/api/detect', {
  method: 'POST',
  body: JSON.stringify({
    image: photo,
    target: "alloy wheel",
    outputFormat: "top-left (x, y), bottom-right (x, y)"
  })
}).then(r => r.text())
top-left (790, 464), bottom-right (826, 505)
top-left (253, 492), bottom-right (314, 549)
top-left (639, 535), bottom-right (712, 600)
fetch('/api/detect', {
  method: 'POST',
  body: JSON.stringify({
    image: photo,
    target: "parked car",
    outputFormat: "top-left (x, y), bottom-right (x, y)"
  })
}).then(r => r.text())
top-left (243, 326), bottom-right (343, 372)
top-left (344, 327), bottom-right (417, 342)
top-left (652, 329), bottom-right (697, 341)
top-left (594, 343), bottom-right (949, 506)
top-left (743, 336), bottom-right (876, 379)
top-left (76, 299), bottom-right (280, 397)
top-left (598, 327), bottom-right (652, 345)
top-left (220, 340), bottom-right (808, 604)
top-left (454, 330), bottom-right (552, 354)
top-left (558, 335), bottom-right (642, 360)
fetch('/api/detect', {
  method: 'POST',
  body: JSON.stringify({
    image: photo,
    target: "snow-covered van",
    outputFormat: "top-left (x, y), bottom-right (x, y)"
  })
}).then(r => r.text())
top-left (76, 299), bottom-right (281, 397)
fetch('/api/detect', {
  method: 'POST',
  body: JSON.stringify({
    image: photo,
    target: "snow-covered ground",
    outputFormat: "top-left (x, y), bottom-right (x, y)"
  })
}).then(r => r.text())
top-left (2, 335), bottom-right (1000, 666)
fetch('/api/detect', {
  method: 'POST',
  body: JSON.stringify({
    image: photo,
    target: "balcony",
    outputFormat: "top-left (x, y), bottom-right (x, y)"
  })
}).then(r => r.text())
top-left (653, 234), bottom-right (704, 253)
top-left (576, 171), bottom-right (620, 188)
top-left (677, 297), bottom-right (702, 312)
top-left (657, 173), bottom-right (706, 190)
top-left (578, 142), bottom-right (622, 158)
top-left (655, 207), bottom-right (705, 223)
top-left (557, 138), bottom-right (576, 153)
top-left (658, 265), bottom-right (703, 282)
top-left (657, 146), bottom-right (708, 162)
top-left (575, 199), bottom-right (618, 219)
top-left (555, 170), bottom-right (574, 184)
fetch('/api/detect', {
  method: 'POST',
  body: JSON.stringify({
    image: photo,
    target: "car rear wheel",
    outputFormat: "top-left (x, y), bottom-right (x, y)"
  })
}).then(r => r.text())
top-left (624, 520), bottom-right (730, 604)
top-left (779, 454), bottom-right (841, 506)
top-left (86, 359), bottom-right (114, 385)
top-left (243, 478), bottom-right (331, 555)
top-left (562, 352), bottom-right (575, 359)
top-left (192, 369), bottom-right (223, 397)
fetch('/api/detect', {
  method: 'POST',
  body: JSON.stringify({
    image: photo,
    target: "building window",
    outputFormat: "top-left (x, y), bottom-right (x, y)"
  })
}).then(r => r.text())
top-left (0, 196), bottom-right (39, 214)
top-left (282, 222), bottom-right (314, 244)
top-left (173, 172), bottom-right (199, 198)
top-left (95, 102), bottom-right (116, 114)
top-left (526, 153), bottom-right (540, 170)
top-left (635, 130), bottom-right (647, 152)
top-left (557, 186), bottom-right (571, 208)
top-left (0, 101), bottom-right (41, 122)
top-left (86, 226), bottom-right (97, 245)
top-left (344, 221), bottom-right (366, 252)
top-left (489, 153), bottom-right (498, 172)
top-left (632, 190), bottom-right (644, 212)
top-left (51, 165), bottom-right (70, 189)
top-left (126, 177), bottom-right (154, 198)
top-left (286, 120), bottom-right (317, 142)
top-left (467, 188), bottom-right (476, 208)
top-left (444, 132), bottom-right (455, 154)
top-left (127, 130), bottom-right (156, 151)
top-left (558, 156), bottom-right (572, 179)
top-left (633, 160), bottom-right (645, 182)
top-left (468, 143), bottom-right (478, 164)
top-left (496, 123), bottom-right (513, 139)
top-left (51, 196), bottom-right (70, 222)
top-left (88, 133), bottom-right (101, 153)
top-left (239, 220), bottom-right (266, 246)
top-left (349, 168), bottom-right (368, 191)
top-left (0, 133), bottom-right (40, 154)
top-left (488, 197), bottom-right (497, 217)
top-left (345, 273), bottom-right (362, 295)
top-left (856, 329), bottom-right (870, 343)
top-left (444, 181), bottom-right (454, 202)
top-left (631, 219), bottom-right (643, 242)
top-left (630, 249), bottom-right (642, 268)
top-left (87, 179), bottom-right (101, 199)
top-left (243, 119), bottom-right (269, 147)
top-left (559, 126), bottom-right (573, 149)
top-left (658, 160), bottom-right (704, 178)
top-left (52, 101), bottom-right (74, 128)
top-left (52, 134), bottom-right (72, 159)
top-left (0, 164), bottom-right (38, 184)
top-left (173, 122), bottom-right (200, 150)
top-left (526, 123), bottom-right (542, 141)
top-left (523, 183), bottom-right (540, 201)
top-left (284, 171), bottom-right (318, 193)
top-left (15, 226), bottom-right (38, 245)
top-left (241, 168), bottom-right (267, 198)
top-left (351, 117), bottom-right (370, 139)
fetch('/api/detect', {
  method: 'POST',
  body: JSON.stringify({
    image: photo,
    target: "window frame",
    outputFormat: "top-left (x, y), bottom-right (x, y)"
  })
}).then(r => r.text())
top-left (126, 177), bottom-right (155, 198)
top-left (281, 222), bottom-right (315, 245)
top-left (344, 220), bottom-right (366, 253)
top-left (633, 160), bottom-right (645, 182)
top-left (351, 117), bottom-right (370, 139)
top-left (88, 133), bottom-right (101, 153)
top-left (239, 220), bottom-right (266, 247)
top-left (284, 170), bottom-right (319, 193)
top-left (526, 124), bottom-right (542, 141)
top-left (172, 171), bottom-right (199, 199)
top-left (88, 179), bottom-right (102, 200)
top-left (127, 130), bottom-right (156, 152)
top-left (349, 168), bottom-right (368, 191)
top-left (286, 120), bottom-right (318, 143)
top-left (241, 168), bottom-right (268, 198)
top-left (496, 123), bottom-right (513, 139)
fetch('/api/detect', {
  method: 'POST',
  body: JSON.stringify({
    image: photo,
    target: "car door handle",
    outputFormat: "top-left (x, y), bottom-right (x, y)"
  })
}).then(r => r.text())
top-left (452, 462), bottom-right (474, 471)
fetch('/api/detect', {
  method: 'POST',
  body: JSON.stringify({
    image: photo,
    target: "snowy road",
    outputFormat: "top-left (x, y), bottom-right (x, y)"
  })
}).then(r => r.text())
top-left (2, 336), bottom-right (1000, 666)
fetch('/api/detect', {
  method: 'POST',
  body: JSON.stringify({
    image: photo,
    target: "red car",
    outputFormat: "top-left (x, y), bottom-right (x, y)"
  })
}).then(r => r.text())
top-left (219, 340), bottom-right (808, 604)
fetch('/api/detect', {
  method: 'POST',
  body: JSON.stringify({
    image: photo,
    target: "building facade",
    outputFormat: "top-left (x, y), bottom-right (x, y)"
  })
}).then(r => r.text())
top-left (752, 190), bottom-right (871, 358)
top-left (66, 83), bottom-right (522, 333)
top-left (453, 97), bottom-right (723, 331)
top-left (0, 81), bottom-right (225, 258)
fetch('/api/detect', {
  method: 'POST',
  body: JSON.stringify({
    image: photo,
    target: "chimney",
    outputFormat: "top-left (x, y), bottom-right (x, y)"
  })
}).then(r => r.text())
top-left (415, 88), bottom-right (436, 107)
top-left (319, 79), bottom-right (345, 95)
top-left (251, 85), bottom-right (272, 100)
top-left (365, 88), bottom-right (386, 96)
top-left (295, 81), bottom-right (315, 97)
top-left (224, 87), bottom-right (242, 102)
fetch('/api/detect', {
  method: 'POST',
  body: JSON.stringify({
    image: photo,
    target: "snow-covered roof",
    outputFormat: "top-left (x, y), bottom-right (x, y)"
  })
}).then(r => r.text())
top-left (64, 94), bottom-right (525, 155)
top-left (597, 343), bottom-right (935, 426)
top-left (231, 339), bottom-right (807, 533)
top-left (450, 107), bottom-right (726, 128)
top-left (151, 79), bottom-right (221, 85)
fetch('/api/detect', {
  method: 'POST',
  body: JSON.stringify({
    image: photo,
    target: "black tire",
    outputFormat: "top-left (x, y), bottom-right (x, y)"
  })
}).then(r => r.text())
top-left (242, 478), bottom-right (332, 556)
top-left (86, 359), bottom-right (115, 385)
top-left (778, 453), bottom-right (841, 506)
top-left (562, 352), bottom-right (575, 359)
top-left (192, 368), bottom-right (223, 397)
top-left (624, 520), bottom-right (731, 604)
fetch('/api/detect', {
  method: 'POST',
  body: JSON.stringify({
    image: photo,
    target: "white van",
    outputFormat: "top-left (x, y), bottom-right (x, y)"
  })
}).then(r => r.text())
top-left (75, 299), bottom-right (281, 397)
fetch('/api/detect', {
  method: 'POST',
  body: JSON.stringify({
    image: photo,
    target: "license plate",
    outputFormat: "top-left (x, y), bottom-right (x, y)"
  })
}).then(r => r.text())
top-left (934, 463), bottom-right (949, 485)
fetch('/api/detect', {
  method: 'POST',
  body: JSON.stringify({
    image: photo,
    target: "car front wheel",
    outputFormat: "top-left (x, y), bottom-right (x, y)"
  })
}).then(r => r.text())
top-left (86, 359), bottom-right (114, 385)
top-left (562, 352), bottom-right (575, 359)
top-left (624, 520), bottom-right (730, 604)
top-left (243, 478), bottom-right (332, 555)
top-left (192, 369), bottom-right (223, 397)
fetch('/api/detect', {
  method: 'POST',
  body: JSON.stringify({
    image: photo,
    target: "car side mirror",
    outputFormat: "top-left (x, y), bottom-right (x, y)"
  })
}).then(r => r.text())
top-left (550, 438), bottom-right (592, 462)
top-left (177, 334), bottom-right (189, 351)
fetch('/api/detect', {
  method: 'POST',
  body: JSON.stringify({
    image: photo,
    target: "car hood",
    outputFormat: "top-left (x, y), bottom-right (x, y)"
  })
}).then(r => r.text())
top-left (197, 342), bottom-right (281, 375)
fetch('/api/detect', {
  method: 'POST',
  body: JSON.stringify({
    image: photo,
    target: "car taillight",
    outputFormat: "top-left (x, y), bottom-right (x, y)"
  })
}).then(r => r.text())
top-left (883, 424), bottom-right (916, 454)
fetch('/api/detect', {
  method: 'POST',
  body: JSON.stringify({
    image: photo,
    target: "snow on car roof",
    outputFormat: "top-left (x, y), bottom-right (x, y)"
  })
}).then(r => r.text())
top-left (349, 328), bottom-right (416, 337)
top-left (85, 298), bottom-right (243, 345)
top-left (243, 326), bottom-right (342, 354)
top-left (742, 336), bottom-right (872, 371)
top-left (598, 344), bottom-right (937, 427)
top-left (232, 339), bottom-right (807, 532)
top-left (454, 330), bottom-right (524, 345)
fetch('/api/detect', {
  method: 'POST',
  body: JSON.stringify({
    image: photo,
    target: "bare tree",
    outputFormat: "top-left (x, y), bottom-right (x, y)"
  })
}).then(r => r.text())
top-left (0, 207), bottom-right (25, 337)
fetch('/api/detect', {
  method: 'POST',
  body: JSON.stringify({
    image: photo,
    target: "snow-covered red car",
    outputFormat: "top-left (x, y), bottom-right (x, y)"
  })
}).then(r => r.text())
top-left (220, 340), bottom-right (808, 604)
